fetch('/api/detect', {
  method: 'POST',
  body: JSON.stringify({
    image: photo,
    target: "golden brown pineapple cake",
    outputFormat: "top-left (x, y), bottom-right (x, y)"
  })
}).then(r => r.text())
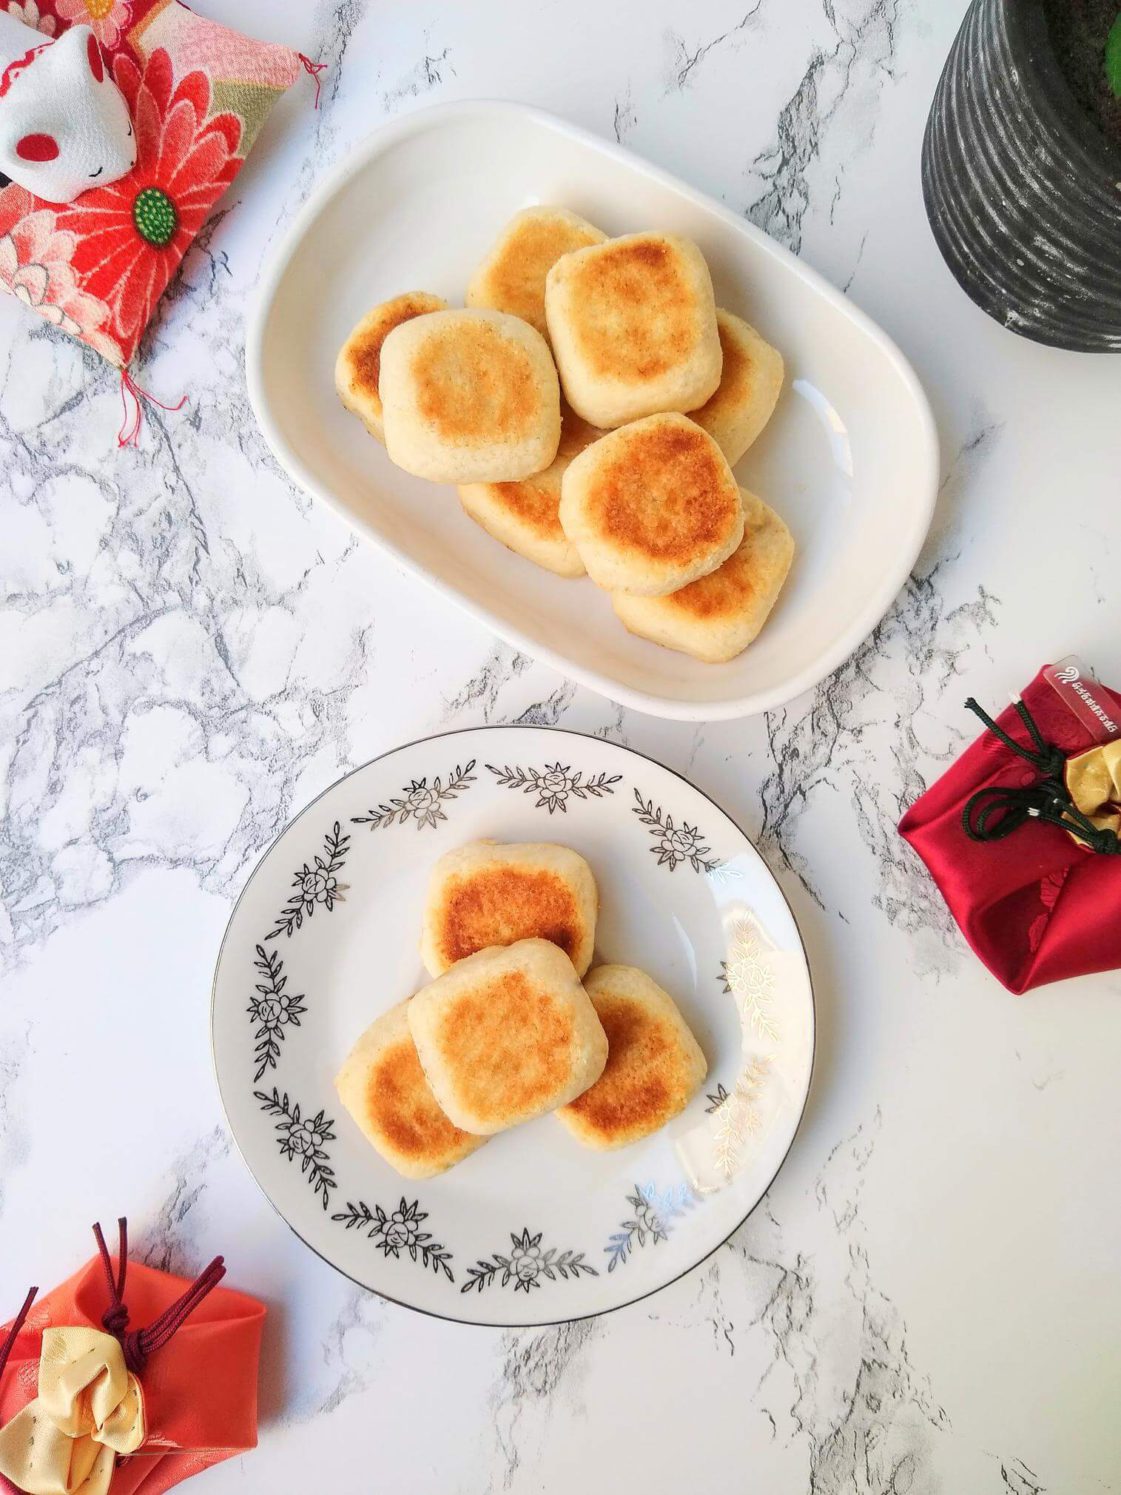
top-left (335, 1001), bottom-right (486, 1178)
top-left (691, 309), bottom-right (784, 466)
top-left (457, 407), bottom-right (602, 576)
top-left (421, 840), bottom-right (598, 978)
top-left (555, 965), bottom-right (707, 1149)
top-left (611, 487), bottom-right (794, 662)
top-left (335, 292), bottom-right (449, 442)
top-left (559, 412), bottom-right (744, 595)
top-left (379, 309), bottom-right (561, 483)
top-left (407, 940), bottom-right (608, 1135)
top-left (467, 206), bottom-right (607, 338)
top-left (544, 232), bottom-right (722, 428)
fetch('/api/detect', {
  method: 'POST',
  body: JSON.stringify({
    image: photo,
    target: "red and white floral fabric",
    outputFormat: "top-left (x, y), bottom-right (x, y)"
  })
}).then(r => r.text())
top-left (0, 0), bottom-right (302, 369)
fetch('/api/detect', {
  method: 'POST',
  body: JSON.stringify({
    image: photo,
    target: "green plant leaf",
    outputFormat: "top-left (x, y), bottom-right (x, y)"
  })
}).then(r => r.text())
top-left (1106, 10), bottom-right (1121, 98)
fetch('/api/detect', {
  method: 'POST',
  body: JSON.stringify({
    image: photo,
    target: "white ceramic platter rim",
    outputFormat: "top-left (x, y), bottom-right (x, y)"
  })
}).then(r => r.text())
top-left (246, 100), bottom-right (939, 722)
top-left (211, 726), bottom-right (816, 1327)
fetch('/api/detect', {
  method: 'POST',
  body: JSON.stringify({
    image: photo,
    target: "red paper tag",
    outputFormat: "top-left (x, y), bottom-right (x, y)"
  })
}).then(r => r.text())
top-left (1043, 656), bottom-right (1121, 745)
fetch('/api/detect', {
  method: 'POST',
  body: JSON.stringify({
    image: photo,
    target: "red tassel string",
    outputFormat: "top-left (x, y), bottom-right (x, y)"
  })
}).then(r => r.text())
top-left (0, 1286), bottom-right (38, 1382)
top-left (134, 1257), bottom-right (226, 1363)
top-left (118, 369), bottom-right (187, 449)
top-left (93, 1217), bottom-right (226, 1375)
top-left (93, 1217), bottom-right (131, 1338)
top-left (298, 52), bottom-right (327, 109)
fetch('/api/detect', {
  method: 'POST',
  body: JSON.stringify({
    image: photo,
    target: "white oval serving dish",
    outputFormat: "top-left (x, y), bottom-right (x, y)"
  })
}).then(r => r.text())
top-left (247, 101), bottom-right (938, 721)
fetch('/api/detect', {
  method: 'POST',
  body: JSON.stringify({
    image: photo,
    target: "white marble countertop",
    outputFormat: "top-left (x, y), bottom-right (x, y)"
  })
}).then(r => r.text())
top-left (3, 1), bottom-right (1121, 1490)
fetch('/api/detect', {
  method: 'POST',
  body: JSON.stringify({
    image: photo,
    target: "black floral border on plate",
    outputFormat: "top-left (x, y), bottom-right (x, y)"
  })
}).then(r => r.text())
top-left (351, 760), bottom-right (476, 832)
top-left (631, 789), bottom-right (722, 874)
top-left (605, 1183), bottom-right (698, 1272)
top-left (461, 1229), bottom-right (598, 1294)
top-left (248, 945), bottom-right (306, 1082)
top-left (255, 1087), bottom-right (337, 1208)
top-left (266, 821), bottom-right (350, 940)
top-left (705, 1083), bottom-right (731, 1113)
top-left (333, 1198), bottom-right (454, 1281)
top-left (486, 761), bottom-right (621, 814)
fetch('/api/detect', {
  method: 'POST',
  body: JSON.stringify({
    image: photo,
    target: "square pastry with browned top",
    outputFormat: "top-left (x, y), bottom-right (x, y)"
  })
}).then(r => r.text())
top-left (335, 1000), bottom-right (487, 1178)
top-left (407, 940), bottom-right (608, 1135)
top-left (421, 840), bottom-right (598, 977)
top-left (544, 232), bottom-right (722, 428)
top-left (555, 965), bottom-right (707, 1149)
top-left (379, 309), bottom-right (561, 483)
top-left (335, 292), bottom-right (448, 442)
top-left (691, 309), bottom-right (784, 467)
top-left (467, 205), bottom-right (607, 339)
top-left (612, 487), bottom-right (794, 661)
top-left (560, 413), bottom-right (744, 596)
top-left (457, 407), bottom-right (602, 577)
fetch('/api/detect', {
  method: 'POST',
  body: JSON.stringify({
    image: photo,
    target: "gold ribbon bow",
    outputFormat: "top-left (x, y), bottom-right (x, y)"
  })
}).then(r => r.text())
top-left (0, 1327), bottom-right (145, 1495)
top-left (1065, 740), bottom-right (1121, 839)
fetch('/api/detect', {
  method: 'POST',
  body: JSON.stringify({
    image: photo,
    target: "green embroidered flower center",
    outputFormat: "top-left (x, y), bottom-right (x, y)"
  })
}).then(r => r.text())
top-left (132, 187), bottom-right (178, 248)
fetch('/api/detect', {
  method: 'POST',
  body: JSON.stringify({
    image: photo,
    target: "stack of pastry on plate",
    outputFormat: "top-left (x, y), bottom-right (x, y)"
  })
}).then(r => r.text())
top-left (335, 207), bottom-right (794, 663)
top-left (335, 841), bottom-right (707, 1178)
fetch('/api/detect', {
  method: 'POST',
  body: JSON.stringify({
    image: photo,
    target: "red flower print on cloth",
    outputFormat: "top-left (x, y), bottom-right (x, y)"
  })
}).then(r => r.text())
top-left (0, 183), bottom-right (119, 362)
top-left (59, 46), bottom-right (242, 360)
top-left (54, 0), bottom-right (132, 49)
top-left (3, 1), bottom-right (57, 37)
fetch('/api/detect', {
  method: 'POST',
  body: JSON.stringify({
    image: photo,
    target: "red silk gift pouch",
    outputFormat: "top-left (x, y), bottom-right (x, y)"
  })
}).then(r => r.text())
top-left (899, 661), bottom-right (1121, 994)
top-left (0, 1220), bottom-right (266, 1495)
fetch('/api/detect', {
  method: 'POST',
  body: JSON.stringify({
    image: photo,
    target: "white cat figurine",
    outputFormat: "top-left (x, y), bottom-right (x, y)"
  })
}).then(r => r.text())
top-left (0, 10), bottom-right (135, 203)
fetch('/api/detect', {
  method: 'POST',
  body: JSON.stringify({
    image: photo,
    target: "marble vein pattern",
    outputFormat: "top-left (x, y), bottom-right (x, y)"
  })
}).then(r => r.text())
top-left (474, 1115), bottom-right (1057, 1493)
top-left (664, 4), bottom-right (766, 93)
top-left (742, 0), bottom-right (902, 254)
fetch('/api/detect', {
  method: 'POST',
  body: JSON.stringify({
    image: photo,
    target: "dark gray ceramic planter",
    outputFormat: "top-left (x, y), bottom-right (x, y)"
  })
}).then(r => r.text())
top-left (922, 0), bottom-right (1121, 351)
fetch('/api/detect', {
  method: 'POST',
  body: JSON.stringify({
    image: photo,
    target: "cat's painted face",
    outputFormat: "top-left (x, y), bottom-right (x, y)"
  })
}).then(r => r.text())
top-left (0, 20), bottom-right (136, 203)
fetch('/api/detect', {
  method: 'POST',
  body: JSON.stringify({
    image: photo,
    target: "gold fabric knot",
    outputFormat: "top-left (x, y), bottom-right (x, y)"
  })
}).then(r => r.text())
top-left (1065, 740), bottom-right (1121, 839)
top-left (0, 1327), bottom-right (145, 1495)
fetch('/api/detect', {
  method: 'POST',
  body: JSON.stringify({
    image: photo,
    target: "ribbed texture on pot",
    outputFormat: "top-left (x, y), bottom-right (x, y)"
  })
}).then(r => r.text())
top-left (922, 0), bottom-right (1121, 352)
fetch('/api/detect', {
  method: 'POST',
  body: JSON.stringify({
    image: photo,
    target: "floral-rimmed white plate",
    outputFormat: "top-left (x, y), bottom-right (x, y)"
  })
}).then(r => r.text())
top-left (212, 728), bottom-right (814, 1326)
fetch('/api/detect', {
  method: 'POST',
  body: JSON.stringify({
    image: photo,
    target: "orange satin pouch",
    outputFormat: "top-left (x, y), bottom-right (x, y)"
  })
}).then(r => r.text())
top-left (0, 1221), bottom-right (265, 1495)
